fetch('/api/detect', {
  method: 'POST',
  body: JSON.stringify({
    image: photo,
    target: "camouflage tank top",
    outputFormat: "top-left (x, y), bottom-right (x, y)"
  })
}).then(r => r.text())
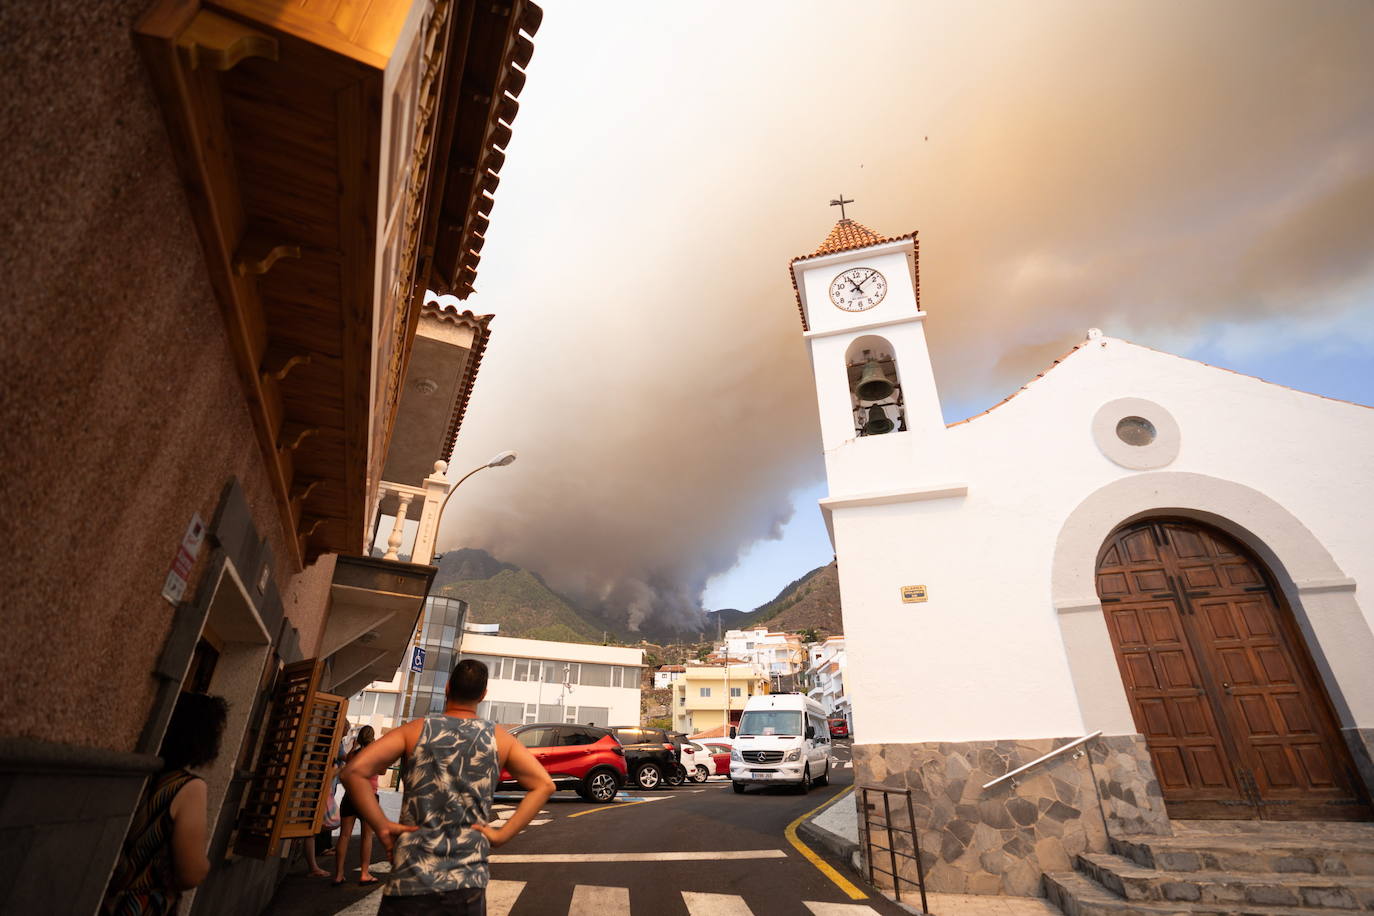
top-left (386, 716), bottom-right (500, 896)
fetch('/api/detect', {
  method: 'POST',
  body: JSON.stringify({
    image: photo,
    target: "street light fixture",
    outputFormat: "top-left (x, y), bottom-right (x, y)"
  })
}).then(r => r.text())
top-left (431, 450), bottom-right (518, 557)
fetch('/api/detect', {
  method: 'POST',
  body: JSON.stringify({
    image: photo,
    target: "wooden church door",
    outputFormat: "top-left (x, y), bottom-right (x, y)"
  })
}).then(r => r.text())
top-left (1096, 519), bottom-right (1370, 820)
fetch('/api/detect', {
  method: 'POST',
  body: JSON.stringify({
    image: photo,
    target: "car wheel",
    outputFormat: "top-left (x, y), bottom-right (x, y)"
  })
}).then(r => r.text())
top-left (732, 781), bottom-right (745, 794)
top-left (815, 761), bottom-right (830, 787)
top-left (582, 769), bottom-right (619, 803)
top-left (798, 765), bottom-right (812, 794)
top-left (635, 763), bottom-right (662, 789)
top-left (693, 765), bottom-right (709, 783)
top-left (666, 765), bottom-right (685, 787)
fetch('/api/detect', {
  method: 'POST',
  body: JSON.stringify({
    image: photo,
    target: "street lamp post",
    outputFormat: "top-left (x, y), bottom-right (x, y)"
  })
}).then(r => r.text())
top-left (401, 450), bottom-right (518, 719)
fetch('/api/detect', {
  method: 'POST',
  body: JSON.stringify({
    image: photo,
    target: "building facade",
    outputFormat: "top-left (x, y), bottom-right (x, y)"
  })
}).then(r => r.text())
top-left (653, 665), bottom-right (687, 688)
top-left (806, 635), bottom-right (848, 723)
top-left (459, 635), bottom-right (645, 727)
top-left (788, 216), bottom-right (1374, 896)
top-left (672, 663), bottom-right (769, 736)
top-left (719, 627), bottom-right (806, 678)
top-left (0, 3), bottom-right (542, 913)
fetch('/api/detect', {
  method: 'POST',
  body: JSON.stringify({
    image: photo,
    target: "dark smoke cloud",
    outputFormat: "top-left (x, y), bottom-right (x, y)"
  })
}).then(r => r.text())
top-left (430, 0), bottom-right (1374, 633)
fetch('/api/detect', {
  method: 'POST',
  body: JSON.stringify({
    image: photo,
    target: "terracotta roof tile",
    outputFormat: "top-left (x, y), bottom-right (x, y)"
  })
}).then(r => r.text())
top-left (787, 219), bottom-right (919, 331)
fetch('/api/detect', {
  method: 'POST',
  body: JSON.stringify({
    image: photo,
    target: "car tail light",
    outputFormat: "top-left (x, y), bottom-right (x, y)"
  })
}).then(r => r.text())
top-left (663, 744), bottom-right (674, 751)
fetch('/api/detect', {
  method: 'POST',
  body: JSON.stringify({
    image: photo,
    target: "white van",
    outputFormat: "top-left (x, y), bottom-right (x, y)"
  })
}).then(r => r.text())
top-left (729, 693), bottom-right (831, 793)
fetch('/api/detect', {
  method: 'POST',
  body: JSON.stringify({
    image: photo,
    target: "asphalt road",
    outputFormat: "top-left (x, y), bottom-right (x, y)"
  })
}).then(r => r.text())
top-left (264, 740), bottom-right (908, 915)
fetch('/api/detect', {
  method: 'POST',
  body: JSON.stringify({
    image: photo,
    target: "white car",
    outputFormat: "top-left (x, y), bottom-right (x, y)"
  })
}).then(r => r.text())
top-left (681, 740), bottom-right (716, 782)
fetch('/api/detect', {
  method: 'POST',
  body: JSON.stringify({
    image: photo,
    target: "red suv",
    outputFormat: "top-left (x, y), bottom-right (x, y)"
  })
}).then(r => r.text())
top-left (504, 724), bottom-right (626, 802)
top-left (828, 717), bottom-right (849, 739)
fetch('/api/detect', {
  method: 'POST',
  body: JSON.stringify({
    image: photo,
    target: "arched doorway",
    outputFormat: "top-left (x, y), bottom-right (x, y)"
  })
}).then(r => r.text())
top-left (1096, 517), bottom-right (1370, 820)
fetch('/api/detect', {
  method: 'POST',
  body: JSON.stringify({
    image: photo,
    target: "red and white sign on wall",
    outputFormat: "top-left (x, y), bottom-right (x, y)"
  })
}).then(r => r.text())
top-left (162, 513), bottom-right (207, 606)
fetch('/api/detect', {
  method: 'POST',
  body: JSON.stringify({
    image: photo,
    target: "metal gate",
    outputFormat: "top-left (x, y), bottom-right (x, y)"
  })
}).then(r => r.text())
top-left (857, 784), bottom-right (929, 912)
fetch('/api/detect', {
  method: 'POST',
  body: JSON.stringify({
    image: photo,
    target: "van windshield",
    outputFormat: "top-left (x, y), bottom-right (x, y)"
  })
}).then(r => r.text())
top-left (737, 710), bottom-right (802, 737)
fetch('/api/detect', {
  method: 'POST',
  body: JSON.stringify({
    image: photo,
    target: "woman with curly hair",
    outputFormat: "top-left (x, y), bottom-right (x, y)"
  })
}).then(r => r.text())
top-left (102, 692), bottom-right (228, 915)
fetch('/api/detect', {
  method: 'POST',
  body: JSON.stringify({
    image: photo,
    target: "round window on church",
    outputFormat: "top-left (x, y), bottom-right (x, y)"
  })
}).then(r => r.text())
top-left (1115, 416), bottom-right (1156, 447)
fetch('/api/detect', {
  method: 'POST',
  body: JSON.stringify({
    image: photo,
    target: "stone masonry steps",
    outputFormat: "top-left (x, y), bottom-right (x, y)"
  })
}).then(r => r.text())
top-left (1044, 871), bottom-right (1331, 916)
top-left (1110, 834), bottom-right (1374, 878)
top-left (1074, 851), bottom-right (1374, 910)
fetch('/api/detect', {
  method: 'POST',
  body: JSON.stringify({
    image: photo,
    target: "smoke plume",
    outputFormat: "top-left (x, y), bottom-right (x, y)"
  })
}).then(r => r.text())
top-left (431, 0), bottom-right (1374, 633)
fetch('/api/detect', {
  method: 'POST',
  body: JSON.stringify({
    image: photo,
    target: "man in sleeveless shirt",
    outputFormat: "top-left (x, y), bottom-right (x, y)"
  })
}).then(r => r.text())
top-left (343, 659), bottom-right (555, 914)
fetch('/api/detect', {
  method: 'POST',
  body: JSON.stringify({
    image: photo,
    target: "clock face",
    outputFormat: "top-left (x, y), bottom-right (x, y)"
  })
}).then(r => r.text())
top-left (829, 267), bottom-right (888, 311)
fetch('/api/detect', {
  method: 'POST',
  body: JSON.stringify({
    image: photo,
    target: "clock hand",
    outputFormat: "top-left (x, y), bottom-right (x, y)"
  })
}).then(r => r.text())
top-left (856, 269), bottom-right (878, 290)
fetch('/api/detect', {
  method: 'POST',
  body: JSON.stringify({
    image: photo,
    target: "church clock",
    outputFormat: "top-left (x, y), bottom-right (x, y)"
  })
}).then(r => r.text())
top-left (829, 267), bottom-right (888, 311)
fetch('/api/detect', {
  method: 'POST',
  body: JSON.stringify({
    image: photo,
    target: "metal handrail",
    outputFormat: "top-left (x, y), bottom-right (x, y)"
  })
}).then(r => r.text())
top-left (981, 730), bottom-right (1102, 790)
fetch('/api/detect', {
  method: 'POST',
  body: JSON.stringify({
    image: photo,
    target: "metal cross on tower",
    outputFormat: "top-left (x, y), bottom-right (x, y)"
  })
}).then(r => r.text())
top-left (829, 194), bottom-right (854, 220)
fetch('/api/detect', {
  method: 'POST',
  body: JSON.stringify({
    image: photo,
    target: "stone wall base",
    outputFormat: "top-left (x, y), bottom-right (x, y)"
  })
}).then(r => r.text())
top-left (852, 734), bottom-right (1165, 896)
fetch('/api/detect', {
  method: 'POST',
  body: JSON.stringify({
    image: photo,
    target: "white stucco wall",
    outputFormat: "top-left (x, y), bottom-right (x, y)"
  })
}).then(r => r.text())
top-left (820, 334), bottom-right (1374, 746)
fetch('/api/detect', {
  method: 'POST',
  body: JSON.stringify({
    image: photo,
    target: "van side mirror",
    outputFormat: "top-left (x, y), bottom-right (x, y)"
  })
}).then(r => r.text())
top-left (729, 726), bottom-right (737, 739)
top-left (805, 725), bottom-right (816, 739)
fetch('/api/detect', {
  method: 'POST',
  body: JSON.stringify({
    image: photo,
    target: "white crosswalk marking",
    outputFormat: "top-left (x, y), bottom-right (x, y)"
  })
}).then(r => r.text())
top-left (487, 879), bottom-right (527, 916)
top-left (803, 903), bottom-right (879, 915)
top-left (682, 890), bottom-right (755, 915)
top-left (568, 884), bottom-right (630, 914)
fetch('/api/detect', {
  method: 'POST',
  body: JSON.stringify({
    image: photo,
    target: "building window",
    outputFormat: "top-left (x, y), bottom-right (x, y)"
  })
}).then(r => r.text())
top-left (679, 696), bottom-right (686, 706)
top-left (699, 687), bottom-right (712, 698)
top-left (730, 687), bottom-right (742, 697)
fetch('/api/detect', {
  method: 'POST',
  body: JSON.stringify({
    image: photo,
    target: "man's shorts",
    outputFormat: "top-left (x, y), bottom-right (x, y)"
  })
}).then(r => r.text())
top-left (378, 887), bottom-right (486, 915)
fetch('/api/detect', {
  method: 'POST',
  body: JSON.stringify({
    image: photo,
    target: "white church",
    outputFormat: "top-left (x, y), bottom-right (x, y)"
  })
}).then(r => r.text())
top-left (789, 216), bottom-right (1374, 900)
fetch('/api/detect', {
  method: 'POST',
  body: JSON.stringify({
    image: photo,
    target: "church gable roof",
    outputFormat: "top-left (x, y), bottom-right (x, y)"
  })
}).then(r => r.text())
top-left (948, 334), bottom-right (1371, 429)
top-left (788, 218), bottom-right (919, 330)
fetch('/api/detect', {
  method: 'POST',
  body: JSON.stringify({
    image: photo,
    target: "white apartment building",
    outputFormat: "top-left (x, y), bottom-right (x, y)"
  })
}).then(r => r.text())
top-left (807, 636), bottom-right (848, 722)
top-left (720, 627), bottom-right (805, 677)
top-left (458, 634), bottom-right (644, 727)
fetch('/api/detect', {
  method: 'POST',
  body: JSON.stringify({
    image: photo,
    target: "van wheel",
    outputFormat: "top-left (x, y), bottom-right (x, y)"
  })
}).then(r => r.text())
top-left (815, 762), bottom-right (830, 787)
top-left (732, 781), bottom-right (745, 794)
top-left (798, 765), bottom-right (812, 794)
top-left (635, 763), bottom-right (662, 789)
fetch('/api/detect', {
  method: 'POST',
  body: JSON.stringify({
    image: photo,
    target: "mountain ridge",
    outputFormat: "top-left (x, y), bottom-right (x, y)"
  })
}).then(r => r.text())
top-left (432, 548), bottom-right (841, 646)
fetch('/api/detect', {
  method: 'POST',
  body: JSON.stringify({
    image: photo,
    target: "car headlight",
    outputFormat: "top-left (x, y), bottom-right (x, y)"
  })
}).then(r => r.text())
top-left (730, 747), bottom-right (742, 761)
top-left (784, 749), bottom-right (801, 762)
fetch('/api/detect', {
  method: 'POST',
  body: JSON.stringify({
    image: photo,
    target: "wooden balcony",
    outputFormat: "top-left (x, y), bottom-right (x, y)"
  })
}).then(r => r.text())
top-left (135, 0), bottom-right (540, 565)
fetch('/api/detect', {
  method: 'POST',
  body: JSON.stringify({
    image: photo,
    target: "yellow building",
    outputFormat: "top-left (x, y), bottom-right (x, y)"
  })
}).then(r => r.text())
top-left (672, 662), bottom-right (769, 736)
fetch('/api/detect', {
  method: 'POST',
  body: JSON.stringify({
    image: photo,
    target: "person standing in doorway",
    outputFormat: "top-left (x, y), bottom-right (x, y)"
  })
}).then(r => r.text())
top-left (332, 725), bottom-right (380, 886)
top-left (342, 659), bottom-right (553, 913)
top-left (102, 692), bottom-right (228, 915)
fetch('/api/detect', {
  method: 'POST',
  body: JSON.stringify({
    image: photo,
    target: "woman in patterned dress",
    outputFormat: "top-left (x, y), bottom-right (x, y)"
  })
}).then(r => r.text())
top-left (102, 692), bottom-right (228, 915)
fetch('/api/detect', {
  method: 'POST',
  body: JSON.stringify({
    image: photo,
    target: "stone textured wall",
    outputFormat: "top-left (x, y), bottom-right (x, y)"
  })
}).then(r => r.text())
top-left (853, 738), bottom-right (1111, 896)
top-left (1088, 734), bottom-right (1172, 836)
top-left (0, 1), bottom-right (332, 754)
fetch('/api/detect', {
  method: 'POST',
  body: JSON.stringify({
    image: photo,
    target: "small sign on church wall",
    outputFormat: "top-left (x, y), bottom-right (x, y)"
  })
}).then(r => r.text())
top-left (901, 584), bottom-right (928, 603)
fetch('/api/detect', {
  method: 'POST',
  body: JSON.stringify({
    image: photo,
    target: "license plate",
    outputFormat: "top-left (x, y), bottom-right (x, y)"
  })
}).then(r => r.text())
top-left (751, 770), bottom-right (774, 778)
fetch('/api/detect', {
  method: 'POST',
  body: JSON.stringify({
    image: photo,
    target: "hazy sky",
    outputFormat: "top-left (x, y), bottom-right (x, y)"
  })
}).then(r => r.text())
top-left (430, 0), bottom-right (1374, 628)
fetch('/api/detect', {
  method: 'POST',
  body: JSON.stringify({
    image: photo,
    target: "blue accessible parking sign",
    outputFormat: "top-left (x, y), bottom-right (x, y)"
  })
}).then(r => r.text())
top-left (410, 647), bottom-right (426, 673)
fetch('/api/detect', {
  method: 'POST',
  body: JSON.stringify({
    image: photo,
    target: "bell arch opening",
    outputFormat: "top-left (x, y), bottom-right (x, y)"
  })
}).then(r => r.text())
top-left (844, 335), bottom-right (905, 437)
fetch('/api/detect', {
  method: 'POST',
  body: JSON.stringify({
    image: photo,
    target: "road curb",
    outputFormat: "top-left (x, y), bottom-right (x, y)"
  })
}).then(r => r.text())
top-left (796, 814), bottom-right (860, 875)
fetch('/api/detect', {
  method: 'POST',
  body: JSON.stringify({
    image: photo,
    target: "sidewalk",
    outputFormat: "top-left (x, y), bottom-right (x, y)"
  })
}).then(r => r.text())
top-left (260, 789), bottom-right (402, 916)
top-left (797, 789), bottom-right (1063, 916)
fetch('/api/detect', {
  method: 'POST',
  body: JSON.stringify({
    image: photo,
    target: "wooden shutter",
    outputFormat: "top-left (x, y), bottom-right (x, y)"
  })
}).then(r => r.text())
top-left (234, 658), bottom-right (349, 858)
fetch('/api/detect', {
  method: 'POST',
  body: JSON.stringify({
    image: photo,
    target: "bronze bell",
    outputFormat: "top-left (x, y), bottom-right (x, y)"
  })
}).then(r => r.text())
top-left (862, 405), bottom-right (894, 436)
top-left (855, 356), bottom-right (895, 402)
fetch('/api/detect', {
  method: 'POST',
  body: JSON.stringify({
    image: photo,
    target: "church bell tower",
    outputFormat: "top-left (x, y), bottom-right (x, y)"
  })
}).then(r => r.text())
top-left (789, 205), bottom-right (947, 496)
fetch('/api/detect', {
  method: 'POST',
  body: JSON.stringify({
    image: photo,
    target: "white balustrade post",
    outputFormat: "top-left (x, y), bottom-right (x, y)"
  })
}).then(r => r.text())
top-left (383, 490), bottom-right (414, 561)
top-left (412, 460), bottom-right (452, 567)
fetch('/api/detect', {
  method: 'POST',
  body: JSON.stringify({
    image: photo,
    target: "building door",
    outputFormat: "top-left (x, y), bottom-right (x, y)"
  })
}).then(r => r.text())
top-left (1096, 518), bottom-right (1370, 820)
